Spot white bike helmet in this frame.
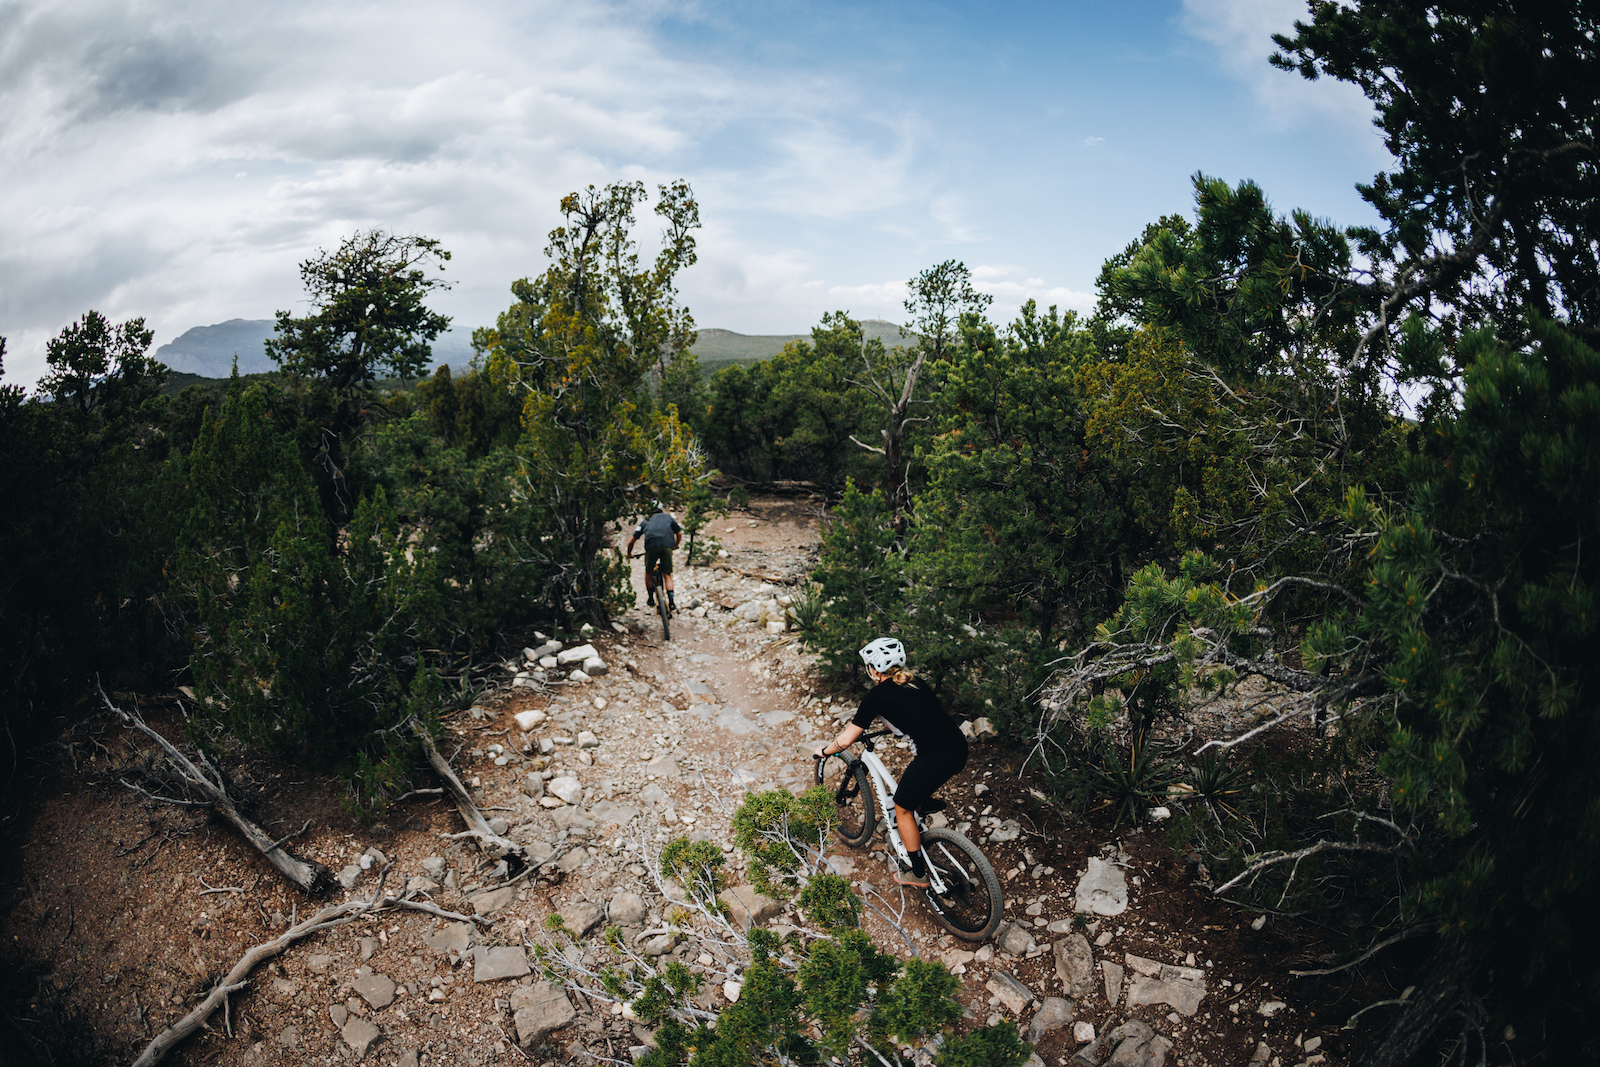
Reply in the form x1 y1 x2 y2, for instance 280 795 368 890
859 636 906 673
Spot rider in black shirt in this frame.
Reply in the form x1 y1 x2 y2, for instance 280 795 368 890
626 502 683 612
814 637 968 886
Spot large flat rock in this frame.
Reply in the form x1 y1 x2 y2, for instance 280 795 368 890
717 884 782 931
353 972 395 1009
473 946 531 983
422 922 475 957
512 982 577 1047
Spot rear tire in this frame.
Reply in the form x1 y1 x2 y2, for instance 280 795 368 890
816 757 875 848
657 585 671 641
919 827 1003 941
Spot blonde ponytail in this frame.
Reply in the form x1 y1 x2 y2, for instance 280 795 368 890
888 666 914 686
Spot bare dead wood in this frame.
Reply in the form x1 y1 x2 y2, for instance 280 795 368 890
100 685 334 895
1289 925 1430 977
408 718 558 876
707 561 802 585
129 881 483 1067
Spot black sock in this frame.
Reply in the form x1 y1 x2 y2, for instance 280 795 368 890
907 849 927 877
668 592 676 606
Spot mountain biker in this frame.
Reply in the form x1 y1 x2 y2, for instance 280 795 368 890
626 501 683 613
813 637 968 887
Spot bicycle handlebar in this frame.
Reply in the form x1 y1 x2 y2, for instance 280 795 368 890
812 728 893 761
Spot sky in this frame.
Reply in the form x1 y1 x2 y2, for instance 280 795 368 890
0 0 1391 389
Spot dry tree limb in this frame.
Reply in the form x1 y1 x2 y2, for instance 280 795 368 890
1213 839 1405 897
129 882 483 1067
408 717 570 880
1289 925 1431 978
708 561 802 586
100 685 334 895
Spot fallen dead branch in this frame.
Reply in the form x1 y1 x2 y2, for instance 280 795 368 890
407 717 568 876
707 561 801 585
129 872 483 1067
1289 924 1431 977
101 685 334 895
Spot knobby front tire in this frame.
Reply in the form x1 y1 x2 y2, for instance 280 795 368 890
816 757 876 848
920 827 1004 941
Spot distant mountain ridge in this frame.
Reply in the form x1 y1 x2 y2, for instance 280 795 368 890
154 319 478 378
152 317 910 381
691 318 908 375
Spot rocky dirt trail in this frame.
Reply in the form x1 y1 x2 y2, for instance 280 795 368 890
3 499 1353 1067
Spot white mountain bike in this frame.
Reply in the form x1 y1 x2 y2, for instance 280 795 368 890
814 728 1004 941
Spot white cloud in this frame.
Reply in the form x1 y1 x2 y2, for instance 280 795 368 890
0 0 977 385
971 264 1095 320
1179 0 1380 142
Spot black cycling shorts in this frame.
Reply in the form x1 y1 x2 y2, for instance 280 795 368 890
645 545 673 576
893 747 967 813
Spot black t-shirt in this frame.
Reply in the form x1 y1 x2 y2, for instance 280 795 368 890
852 678 966 759
634 512 682 549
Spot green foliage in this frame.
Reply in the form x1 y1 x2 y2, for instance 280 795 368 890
695 312 884 490
1273 1 1600 349
481 181 703 625
659 837 727 906
1098 175 1362 381
900 301 1121 717
0 323 188 794
38 310 165 420
699 362 778 483
176 377 438 795
266 230 451 394
365 412 556 648
681 475 729 566
785 583 826 635
730 788 834 895
806 478 904 681
869 956 966 1051
933 1019 1032 1067
794 872 858 929
798 928 897 1057
1364 321 1600 1003
413 362 522 459
1089 732 1180 827
1177 749 1249 822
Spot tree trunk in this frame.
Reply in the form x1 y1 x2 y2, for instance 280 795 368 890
1352 935 1487 1067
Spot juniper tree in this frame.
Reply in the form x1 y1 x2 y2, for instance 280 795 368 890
480 181 703 625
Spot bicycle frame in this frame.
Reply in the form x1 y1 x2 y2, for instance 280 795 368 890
847 748 955 896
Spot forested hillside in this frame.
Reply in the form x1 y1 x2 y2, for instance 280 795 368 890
2 3 1596 1065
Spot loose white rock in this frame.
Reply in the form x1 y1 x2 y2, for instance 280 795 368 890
548 776 583 805
1074 857 1129 916
556 643 599 666
514 709 547 732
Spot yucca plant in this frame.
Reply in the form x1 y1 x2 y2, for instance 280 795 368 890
787 582 826 634
1089 731 1180 827
1171 748 1249 823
